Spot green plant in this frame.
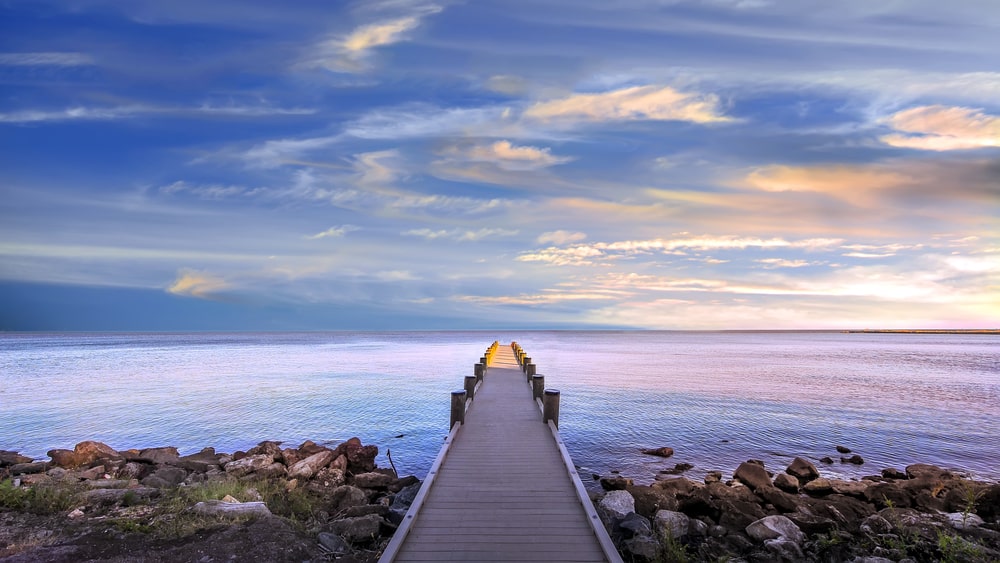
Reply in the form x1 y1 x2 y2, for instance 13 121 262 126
959 483 984 528
0 479 79 515
657 530 689 563
937 530 985 563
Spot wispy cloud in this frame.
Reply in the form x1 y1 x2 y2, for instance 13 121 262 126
402 227 519 241
159 181 267 199
0 52 95 66
304 5 441 72
442 140 573 170
537 230 587 245
0 104 315 124
167 269 230 299
523 85 732 124
881 105 1000 151
306 225 360 240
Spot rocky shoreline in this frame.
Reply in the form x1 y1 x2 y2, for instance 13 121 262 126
592 451 1000 562
3 441 999 562
1 439 417 562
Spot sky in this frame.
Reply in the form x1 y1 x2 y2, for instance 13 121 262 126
1 0 998 330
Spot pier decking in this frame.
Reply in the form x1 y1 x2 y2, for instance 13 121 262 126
379 343 621 563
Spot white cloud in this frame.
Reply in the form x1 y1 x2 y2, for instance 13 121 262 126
243 136 341 168
304 6 441 72
0 52 95 66
448 140 574 170
881 105 1000 151
537 230 587 245
523 85 731 124
0 104 315 124
159 181 266 199
167 270 230 299
306 225 360 240
403 228 519 241
757 258 813 268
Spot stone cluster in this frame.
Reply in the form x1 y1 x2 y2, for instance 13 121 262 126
2 438 420 558
596 456 1000 562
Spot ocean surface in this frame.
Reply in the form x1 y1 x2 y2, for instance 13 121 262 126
2 331 998 487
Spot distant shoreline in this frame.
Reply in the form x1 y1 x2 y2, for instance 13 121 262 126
844 329 999 334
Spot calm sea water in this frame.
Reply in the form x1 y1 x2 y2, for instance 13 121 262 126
2 332 998 487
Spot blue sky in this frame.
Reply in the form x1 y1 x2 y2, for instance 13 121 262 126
1 0 998 330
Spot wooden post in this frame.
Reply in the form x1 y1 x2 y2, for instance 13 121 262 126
464 375 477 401
450 390 467 429
480 356 488 368
474 363 484 382
543 389 560 428
532 374 545 401
522 357 531 372
526 363 536 382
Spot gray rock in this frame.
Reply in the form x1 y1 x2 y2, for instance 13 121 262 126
223 454 273 477
329 485 368 514
618 512 652 538
192 500 271 518
11 462 48 475
850 558 894 563
328 514 382 543
704 470 723 484
765 537 805 560
623 535 659 561
654 509 690 539
288 450 335 480
598 490 635 522
734 461 771 490
141 466 187 488
137 447 179 465
688 518 709 537
317 531 351 555
773 473 800 493
391 483 420 510
353 471 394 489
745 515 805 545
860 514 893 535
946 512 984 529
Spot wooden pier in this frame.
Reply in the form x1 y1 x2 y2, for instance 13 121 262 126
379 342 622 563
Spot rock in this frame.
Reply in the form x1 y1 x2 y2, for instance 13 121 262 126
774 473 800 493
598 490 635 522
72 441 119 466
745 515 805 545
224 454 274 477
343 438 378 473
734 461 772 491
141 466 188 488
342 504 389 518
904 463 952 481
330 454 348 472
704 470 723 484
193 500 271 518
221 494 240 503
747 459 765 467
77 465 105 480
842 455 865 465
803 478 833 495
836 445 852 454
622 535 659 562
317 531 351 556
640 447 674 458
289 450 335 480
391 483 421 511
819 456 834 464
11 462 48 475
830 479 871 498
246 441 282 460
850 558 894 563
0 451 34 466
352 471 394 489
388 474 419 493
47 449 79 468
600 476 632 490
117 461 151 480
881 467 907 480
328 485 368 514
757 486 802 513
137 447 180 465
652 476 702 497
256 462 287 479
718 499 766 533
628 485 679 518
619 512 652 538
864 482 911 508
947 512 985 529
786 512 838 535
83 487 158 505
860 514 893 535
280 447 303 467
298 440 327 456
786 457 820 483
328 514 382 544
765 537 805 560
307 468 346 494
175 447 220 472
654 509 690 539
688 518 708 537
667 463 694 474
67 508 85 519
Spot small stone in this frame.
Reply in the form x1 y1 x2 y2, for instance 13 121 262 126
773 473 799 493
67 508 85 519
881 467 907 480
786 457 820 483
317 531 351 555
328 514 382 544
640 447 674 458
600 476 633 491
803 477 833 495
819 456 834 464
745 515 805 545
842 455 865 465
704 471 723 484
733 461 771 491
836 445 852 454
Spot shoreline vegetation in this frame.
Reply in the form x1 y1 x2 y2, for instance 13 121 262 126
3 440 999 562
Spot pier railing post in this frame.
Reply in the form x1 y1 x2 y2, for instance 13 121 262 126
522 357 531 372
532 374 545 401
543 389 560 428
474 363 484 382
450 390 467 429
526 363 536 382
464 375 477 401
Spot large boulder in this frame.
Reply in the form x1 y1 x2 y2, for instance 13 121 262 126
141 466 188 488
137 447 180 465
803 477 833 495
905 463 953 481
328 485 369 514
786 457 819 483
745 515 805 545
734 461 771 491
353 472 393 489
0 451 33 467
628 485 679 518
328 514 382 543
288 450 335 480
618 512 652 539
773 473 800 493
224 454 273 477
653 510 690 539
246 441 282 460
343 438 378 473
175 447 221 472
73 441 119 466
598 490 635 522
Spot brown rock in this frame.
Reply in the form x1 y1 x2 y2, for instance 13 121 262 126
836 445 852 454
73 441 119 466
344 438 378 473
704 471 723 484
628 485 679 518
842 455 864 465
330 454 348 472
803 478 833 495
829 479 871 498
224 454 274 477
298 440 328 456
0 451 33 467
757 486 802 513
78 465 105 480
280 448 303 467
600 476 633 491
773 473 800 493
904 463 953 481
328 485 369 514
864 482 911 509
175 447 221 473
138 446 180 465
11 462 48 475
47 448 80 468
328 513 382 544
819 456 834 464
246 441 282 460
652 477 702 497
881 467 907 480
786 457 820 483
733 461 772 491
640 447 674 458
353 471 394 489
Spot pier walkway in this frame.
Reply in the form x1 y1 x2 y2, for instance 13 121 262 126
379 343 621 563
